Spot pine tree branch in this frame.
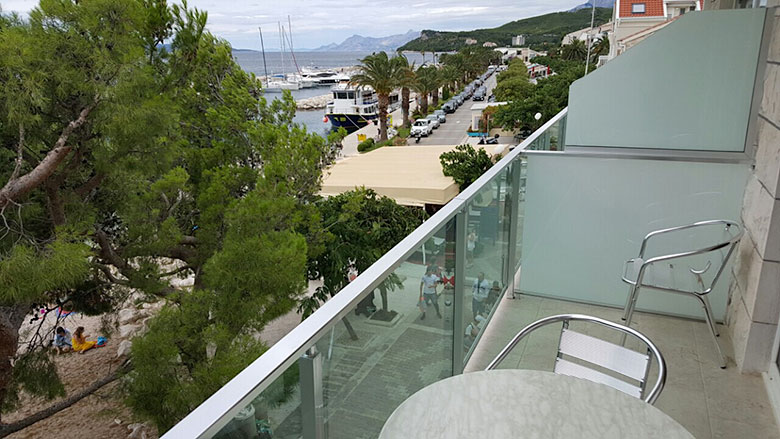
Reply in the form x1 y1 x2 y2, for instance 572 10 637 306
9 124 24 182
0 362 132 438
0 99 99 210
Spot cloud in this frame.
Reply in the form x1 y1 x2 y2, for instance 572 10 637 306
2 0 583 49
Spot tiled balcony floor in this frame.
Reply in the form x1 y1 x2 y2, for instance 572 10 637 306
465 293 780 439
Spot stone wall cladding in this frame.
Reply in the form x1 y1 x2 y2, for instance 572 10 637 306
728 7 780 373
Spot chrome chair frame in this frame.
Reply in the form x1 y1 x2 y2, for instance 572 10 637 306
486 314 666 405
621 220 743 369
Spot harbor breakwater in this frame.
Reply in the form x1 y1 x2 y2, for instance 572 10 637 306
297 94 330 110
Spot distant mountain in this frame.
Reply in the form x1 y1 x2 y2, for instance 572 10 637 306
313 30 420 52
569 0 615 12
399 8 612 52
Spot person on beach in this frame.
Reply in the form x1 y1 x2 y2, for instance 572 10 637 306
419 265 442 320
472 272 490 319
71 326 97 354
53 327 72 354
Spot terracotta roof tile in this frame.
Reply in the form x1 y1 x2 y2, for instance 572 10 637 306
619 0 665 18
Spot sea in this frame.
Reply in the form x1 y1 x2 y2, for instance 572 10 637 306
233 50 448 136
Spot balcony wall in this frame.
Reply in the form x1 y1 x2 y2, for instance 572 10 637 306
518 153 749 319
566 9 766 152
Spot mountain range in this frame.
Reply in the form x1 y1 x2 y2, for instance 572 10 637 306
312 30 420 52
569 0 616 11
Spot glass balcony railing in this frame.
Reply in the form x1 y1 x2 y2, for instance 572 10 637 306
161 108 569 439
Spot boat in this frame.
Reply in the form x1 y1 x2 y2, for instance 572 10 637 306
301 69 351 86
324 84 400 133
264 79 301 92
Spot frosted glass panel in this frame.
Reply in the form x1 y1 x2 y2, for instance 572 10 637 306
566 9 766 152
518 154 749 319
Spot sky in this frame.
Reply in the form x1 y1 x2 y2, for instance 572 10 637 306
1 0 584 50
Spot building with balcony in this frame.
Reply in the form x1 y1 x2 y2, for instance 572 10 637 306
162 5 780 439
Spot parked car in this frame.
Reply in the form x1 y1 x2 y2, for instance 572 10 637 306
425 114 441 129
411 118 433 137
455 94 465 105
472 89 485 101
442 102 455 114
434 109 446 123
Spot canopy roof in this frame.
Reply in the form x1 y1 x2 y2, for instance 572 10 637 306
321 145 463 207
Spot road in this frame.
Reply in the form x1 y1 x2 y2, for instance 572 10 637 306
416 72 498 146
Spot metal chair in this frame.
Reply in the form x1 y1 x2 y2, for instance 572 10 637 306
621 220 742 369
486 314 666 404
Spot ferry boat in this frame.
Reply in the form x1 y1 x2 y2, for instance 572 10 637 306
324 84 400 133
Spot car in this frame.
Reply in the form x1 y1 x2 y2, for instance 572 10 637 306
472 89 485 101
411 118 433 137
455 94 465 105
442 103 455 114
425 114 441 129
434 109 446 123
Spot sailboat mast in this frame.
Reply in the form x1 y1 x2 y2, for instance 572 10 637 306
287 15 302 74
278 22 285 78
258 26 269 86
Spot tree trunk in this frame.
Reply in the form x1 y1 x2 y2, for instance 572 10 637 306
342 316 358 341
0 305 31 423
379 284 388 312
432 89 439 108
377 93 389 142
401 87 410 128
421 93 428 115
0 366 125 437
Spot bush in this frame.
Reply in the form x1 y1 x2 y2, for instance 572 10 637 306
440 144 496 190
357 137 375 152
397 127 411 138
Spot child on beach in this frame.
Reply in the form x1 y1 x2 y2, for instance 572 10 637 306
53 327 72 354
71 326 97 354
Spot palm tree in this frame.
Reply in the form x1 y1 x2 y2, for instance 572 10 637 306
562 39 587 61
440 65 460 96
430 68 442 108
590 36 610 65
351 52 403 142
394 55 416 128
414 65 439 115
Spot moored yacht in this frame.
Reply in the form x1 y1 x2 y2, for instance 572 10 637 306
324 84 400 133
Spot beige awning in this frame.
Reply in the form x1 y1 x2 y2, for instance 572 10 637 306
321 145 464 207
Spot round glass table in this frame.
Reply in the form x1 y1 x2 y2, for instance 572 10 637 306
379 369 692 439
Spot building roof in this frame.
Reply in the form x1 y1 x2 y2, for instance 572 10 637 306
320 146 461 206
619 0 665 18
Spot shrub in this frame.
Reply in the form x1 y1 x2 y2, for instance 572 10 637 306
440 144 496 190
397 127 411 138
357 137 375 152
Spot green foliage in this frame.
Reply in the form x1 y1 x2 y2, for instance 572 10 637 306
562 39 587 61
2 351 65 412
440 144 496 191
494 56 586 131
125 291 269 432
301 188 426 316
351 52 408 141
357 137 375 152
396 127 411 138
0 0 338 424
400 8 613 52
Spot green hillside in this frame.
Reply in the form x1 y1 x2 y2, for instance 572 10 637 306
399 8 613 52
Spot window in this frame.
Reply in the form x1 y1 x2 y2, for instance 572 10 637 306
632 3 646 13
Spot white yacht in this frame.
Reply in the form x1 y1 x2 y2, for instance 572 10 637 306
324 84 400 132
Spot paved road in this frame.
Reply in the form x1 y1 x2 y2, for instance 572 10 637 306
416 72 498 146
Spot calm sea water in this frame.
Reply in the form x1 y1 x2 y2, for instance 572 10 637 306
233 51 450 135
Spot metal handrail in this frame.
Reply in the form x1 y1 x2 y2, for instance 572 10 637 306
485 313 667 405
162 109 569 439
